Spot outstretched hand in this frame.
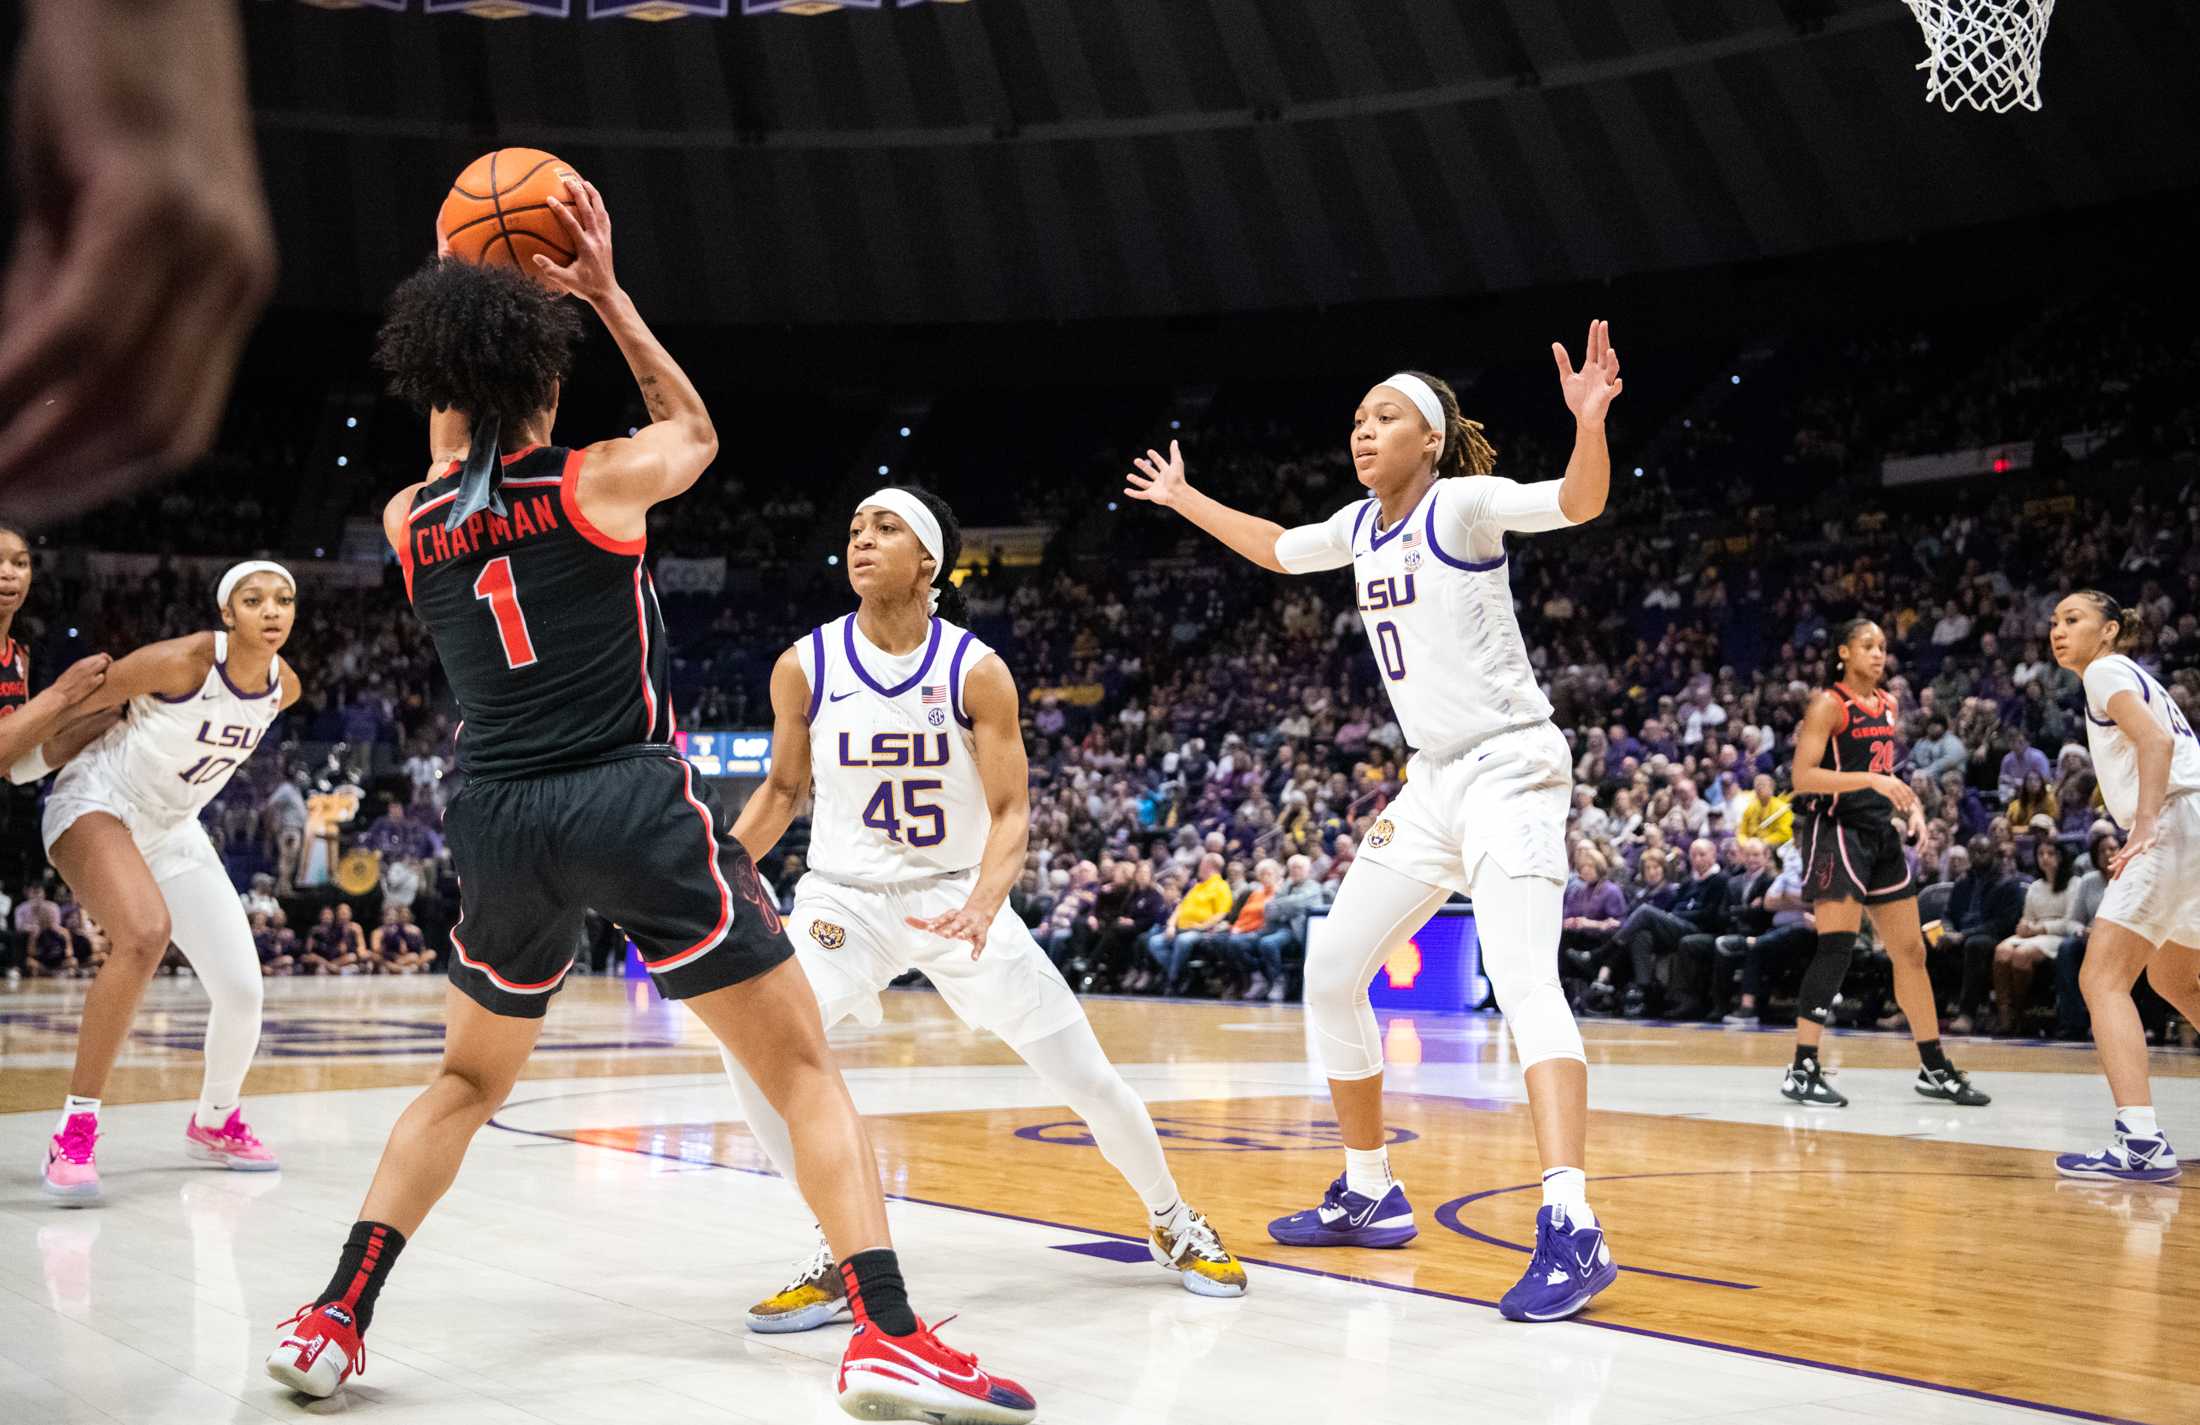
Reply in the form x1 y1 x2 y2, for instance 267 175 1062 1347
1553 319 1623 425
533 175 620 307
1125 440 1190 508
906 905 992 960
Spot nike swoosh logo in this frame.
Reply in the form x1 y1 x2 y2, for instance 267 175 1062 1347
202 692 223 701
828 691 858 703
867 1336 984 1386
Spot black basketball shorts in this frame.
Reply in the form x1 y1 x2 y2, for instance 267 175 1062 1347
1799 813 1915 908
441 751 792 1018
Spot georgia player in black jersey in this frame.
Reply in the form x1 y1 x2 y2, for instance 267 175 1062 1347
0 522 115 786
1784 618 1988 1109
268 177 1034 1425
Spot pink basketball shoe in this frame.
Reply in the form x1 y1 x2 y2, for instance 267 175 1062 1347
42 1112 100 1203
184 1109 279 1171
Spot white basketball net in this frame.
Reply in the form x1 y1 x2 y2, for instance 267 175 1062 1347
1903 0 2056 113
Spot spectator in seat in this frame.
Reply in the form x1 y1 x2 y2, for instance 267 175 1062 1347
1732 773 1793 859
1100 862 1169 993
2004 771 2058 831
1997 728 2051 804
1680 837 1776 1018
1604 837 1731 1019
1915 715 1968 780
1148 853 1232 995
1559 846 1627 996
1991 838 2080 1036
1222 859 1283 1001
1260 854 1330 1003
251 909 295 976
2053 824 2120 1040
1941 836 2027 1034
1718 855 1816 1026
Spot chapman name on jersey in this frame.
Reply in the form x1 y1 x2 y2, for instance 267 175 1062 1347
63 632 286 826
799 614 994 883
2082 654 2200 827
1277 475 1575 757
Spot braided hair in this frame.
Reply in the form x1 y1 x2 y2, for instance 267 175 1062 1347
1399 369 1497 478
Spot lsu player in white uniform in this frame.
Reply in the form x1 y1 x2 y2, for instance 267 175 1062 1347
38 562 302 1202
1127 323 1624 1322
2049 591 2200 1184
724 487 1245 1332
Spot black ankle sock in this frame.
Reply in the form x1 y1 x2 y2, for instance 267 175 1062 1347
316 1221 406 1333
839 1249 917 1336
1794 1044 1820 1069
1917 1038 1950 1073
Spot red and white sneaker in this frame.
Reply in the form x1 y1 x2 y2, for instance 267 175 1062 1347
184 1109 279 1171
836 1316 1035 1424
42 1112 100 1203
266 1302 364 1399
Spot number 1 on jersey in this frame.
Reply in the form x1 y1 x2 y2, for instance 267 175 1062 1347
473 556 538 669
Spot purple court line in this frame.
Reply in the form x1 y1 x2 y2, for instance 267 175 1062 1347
483 1099 2153 1425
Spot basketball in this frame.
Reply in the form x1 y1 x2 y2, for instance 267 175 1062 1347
437 147 582 279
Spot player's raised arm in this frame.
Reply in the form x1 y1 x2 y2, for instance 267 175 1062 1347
1123 439 1350 575
1548 319 1623 524
731 647 817 866
533 177 717 515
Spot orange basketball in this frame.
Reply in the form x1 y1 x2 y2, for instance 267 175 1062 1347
437 148 582 280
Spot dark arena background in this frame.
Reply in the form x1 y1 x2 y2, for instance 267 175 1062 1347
1 3 2197 1424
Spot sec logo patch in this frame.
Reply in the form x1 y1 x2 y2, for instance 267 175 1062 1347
809 920 847 951
1365 818 1396 849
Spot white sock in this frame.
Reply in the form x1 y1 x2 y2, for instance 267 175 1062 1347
1149 1199 1191 1235
1542 1167 1597 1229
195 1101 238 1131
1344 1145 1393 1200
59 1096 99 1132
2118 1106 2161 1139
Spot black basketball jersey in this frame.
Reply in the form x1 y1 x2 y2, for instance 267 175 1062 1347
399 445 672 781
1809 682 1900 824
0 639 26 720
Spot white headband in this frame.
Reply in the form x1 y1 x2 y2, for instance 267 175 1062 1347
216 560 295 609
856 489 944 615
1379 372 1446 457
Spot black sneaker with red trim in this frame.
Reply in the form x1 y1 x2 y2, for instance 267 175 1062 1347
835 1315 1036 1424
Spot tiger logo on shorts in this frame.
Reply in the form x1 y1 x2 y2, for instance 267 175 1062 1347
1365 818 1396 849
809 920 847 951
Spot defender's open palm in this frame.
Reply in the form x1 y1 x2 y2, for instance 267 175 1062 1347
1126 440 1190 508
1554 319 1623 424
906 906 991 960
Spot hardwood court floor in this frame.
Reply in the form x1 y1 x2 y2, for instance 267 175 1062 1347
2 974 2194 1424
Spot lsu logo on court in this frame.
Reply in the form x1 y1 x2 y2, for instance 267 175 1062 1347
1365 818 1396 849
808 921 847 951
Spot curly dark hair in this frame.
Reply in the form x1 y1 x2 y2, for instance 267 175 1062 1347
373 259 583 436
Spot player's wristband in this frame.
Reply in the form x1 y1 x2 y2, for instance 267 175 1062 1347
7 746 52 785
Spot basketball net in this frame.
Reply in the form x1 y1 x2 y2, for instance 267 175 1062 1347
1902 0 2056 113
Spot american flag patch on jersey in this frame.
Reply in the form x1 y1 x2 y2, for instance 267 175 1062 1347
921 684 948 705
1402 529 1420 547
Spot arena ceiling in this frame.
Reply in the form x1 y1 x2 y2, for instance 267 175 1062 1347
93 2 2200 323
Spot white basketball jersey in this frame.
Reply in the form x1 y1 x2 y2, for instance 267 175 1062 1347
68 633 286 827
1339 482 1554 757
2082 655 2200 828
799 614 994 883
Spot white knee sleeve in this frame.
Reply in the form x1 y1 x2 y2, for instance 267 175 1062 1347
1305 858 1451 1081
1018 1019 1178 1214
162 867 265 1111
1468 861 1585 1069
